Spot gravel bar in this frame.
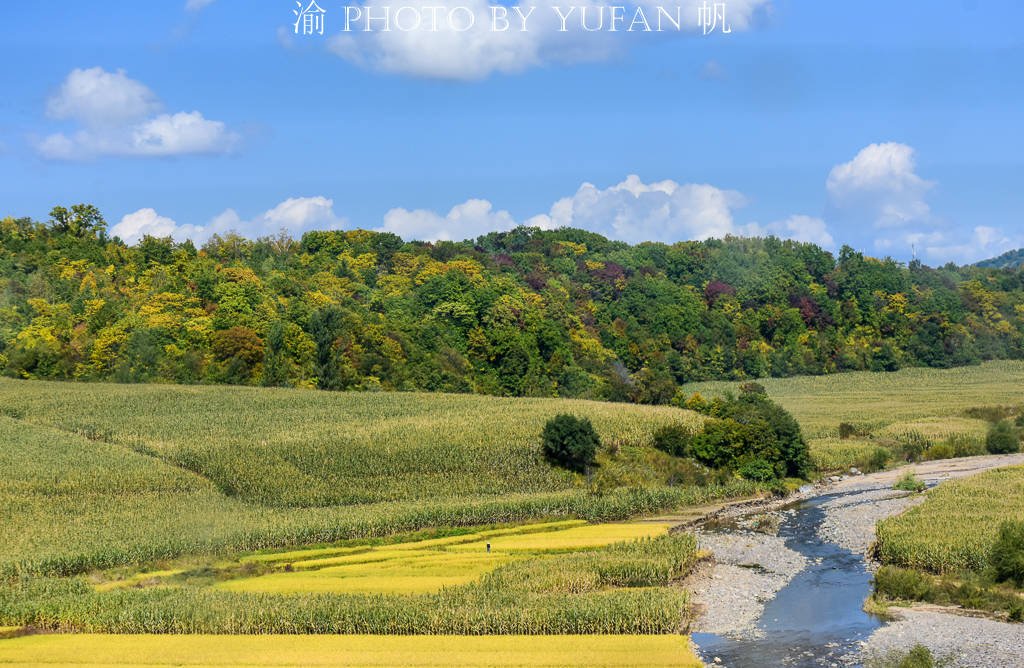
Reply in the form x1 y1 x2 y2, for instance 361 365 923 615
844 608 1024 667
690 531 806 638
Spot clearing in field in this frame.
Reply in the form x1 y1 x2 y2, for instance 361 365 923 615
0 634 703 667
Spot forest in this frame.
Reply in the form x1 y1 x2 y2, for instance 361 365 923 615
2 204 1023 402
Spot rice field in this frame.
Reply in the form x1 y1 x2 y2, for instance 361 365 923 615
876 465 1024 573
215 521 670 595
0 633 703 667
0 534 701 635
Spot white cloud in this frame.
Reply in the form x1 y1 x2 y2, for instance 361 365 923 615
262 196 347 232
185 0 216 11
752 214 835 248
112 197 346 244
38 67 238 160
529 174 745 243
46 67 161 127
378 175 835 247
826 142 933 228
111 208 205 244
328 0 771 80
923 226 1021 265
379 199 517 241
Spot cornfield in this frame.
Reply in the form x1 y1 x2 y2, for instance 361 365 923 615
876 465 1024 573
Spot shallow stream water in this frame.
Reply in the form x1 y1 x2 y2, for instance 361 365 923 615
691 492 884 667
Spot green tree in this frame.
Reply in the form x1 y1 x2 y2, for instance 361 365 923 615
541 414 599 472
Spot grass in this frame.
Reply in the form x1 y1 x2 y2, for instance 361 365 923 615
0 633 703 667
872 566 1024 621
685 360 1024 439
876 465 1024 573
893 472 926 493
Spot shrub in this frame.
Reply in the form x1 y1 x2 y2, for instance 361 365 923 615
964 405 1014 423
738 458 776 482
541 414 600 472
990 520 1024 587
651 424 692 458
683 392 709 414
874 565 934 601
868 447 891 472
739 381 765 396
896 644 936 668
986 421 1019 454
893 472 926 492
838 422 858 439
923 443 954 461
1016 412 1024 428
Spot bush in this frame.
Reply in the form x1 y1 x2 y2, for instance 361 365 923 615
964 405 1014 423
893 472 926 492
986 421 1019 454
868 447 891 472
990 520 1024 587
923 443 954 461
738 458 776 482
839 422 858 439
739 381 765 396
896 644 936 668
541 414 600 472
651 424 692 458
690 390 811 480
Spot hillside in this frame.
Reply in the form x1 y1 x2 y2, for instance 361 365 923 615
976 247 1024 270
2 208 1024 401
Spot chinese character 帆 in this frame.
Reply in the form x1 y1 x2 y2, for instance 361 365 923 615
697 1 731 35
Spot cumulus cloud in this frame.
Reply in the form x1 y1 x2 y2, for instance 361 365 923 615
328 0 771 80
751 214 835 249
38 67 239 160
46 67 161 127
922 226 1021 265
381 175 835 246
110 208 205 244
826 142 933 228
111 196 346 244
527 174 745 243
379 199 517 241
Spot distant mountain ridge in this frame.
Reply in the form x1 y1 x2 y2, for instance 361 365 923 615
977 248 1024 270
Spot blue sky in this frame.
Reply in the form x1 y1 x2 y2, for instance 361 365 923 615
1 0 1022 264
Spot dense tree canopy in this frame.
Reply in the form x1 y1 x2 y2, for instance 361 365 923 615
2 205 1024 402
